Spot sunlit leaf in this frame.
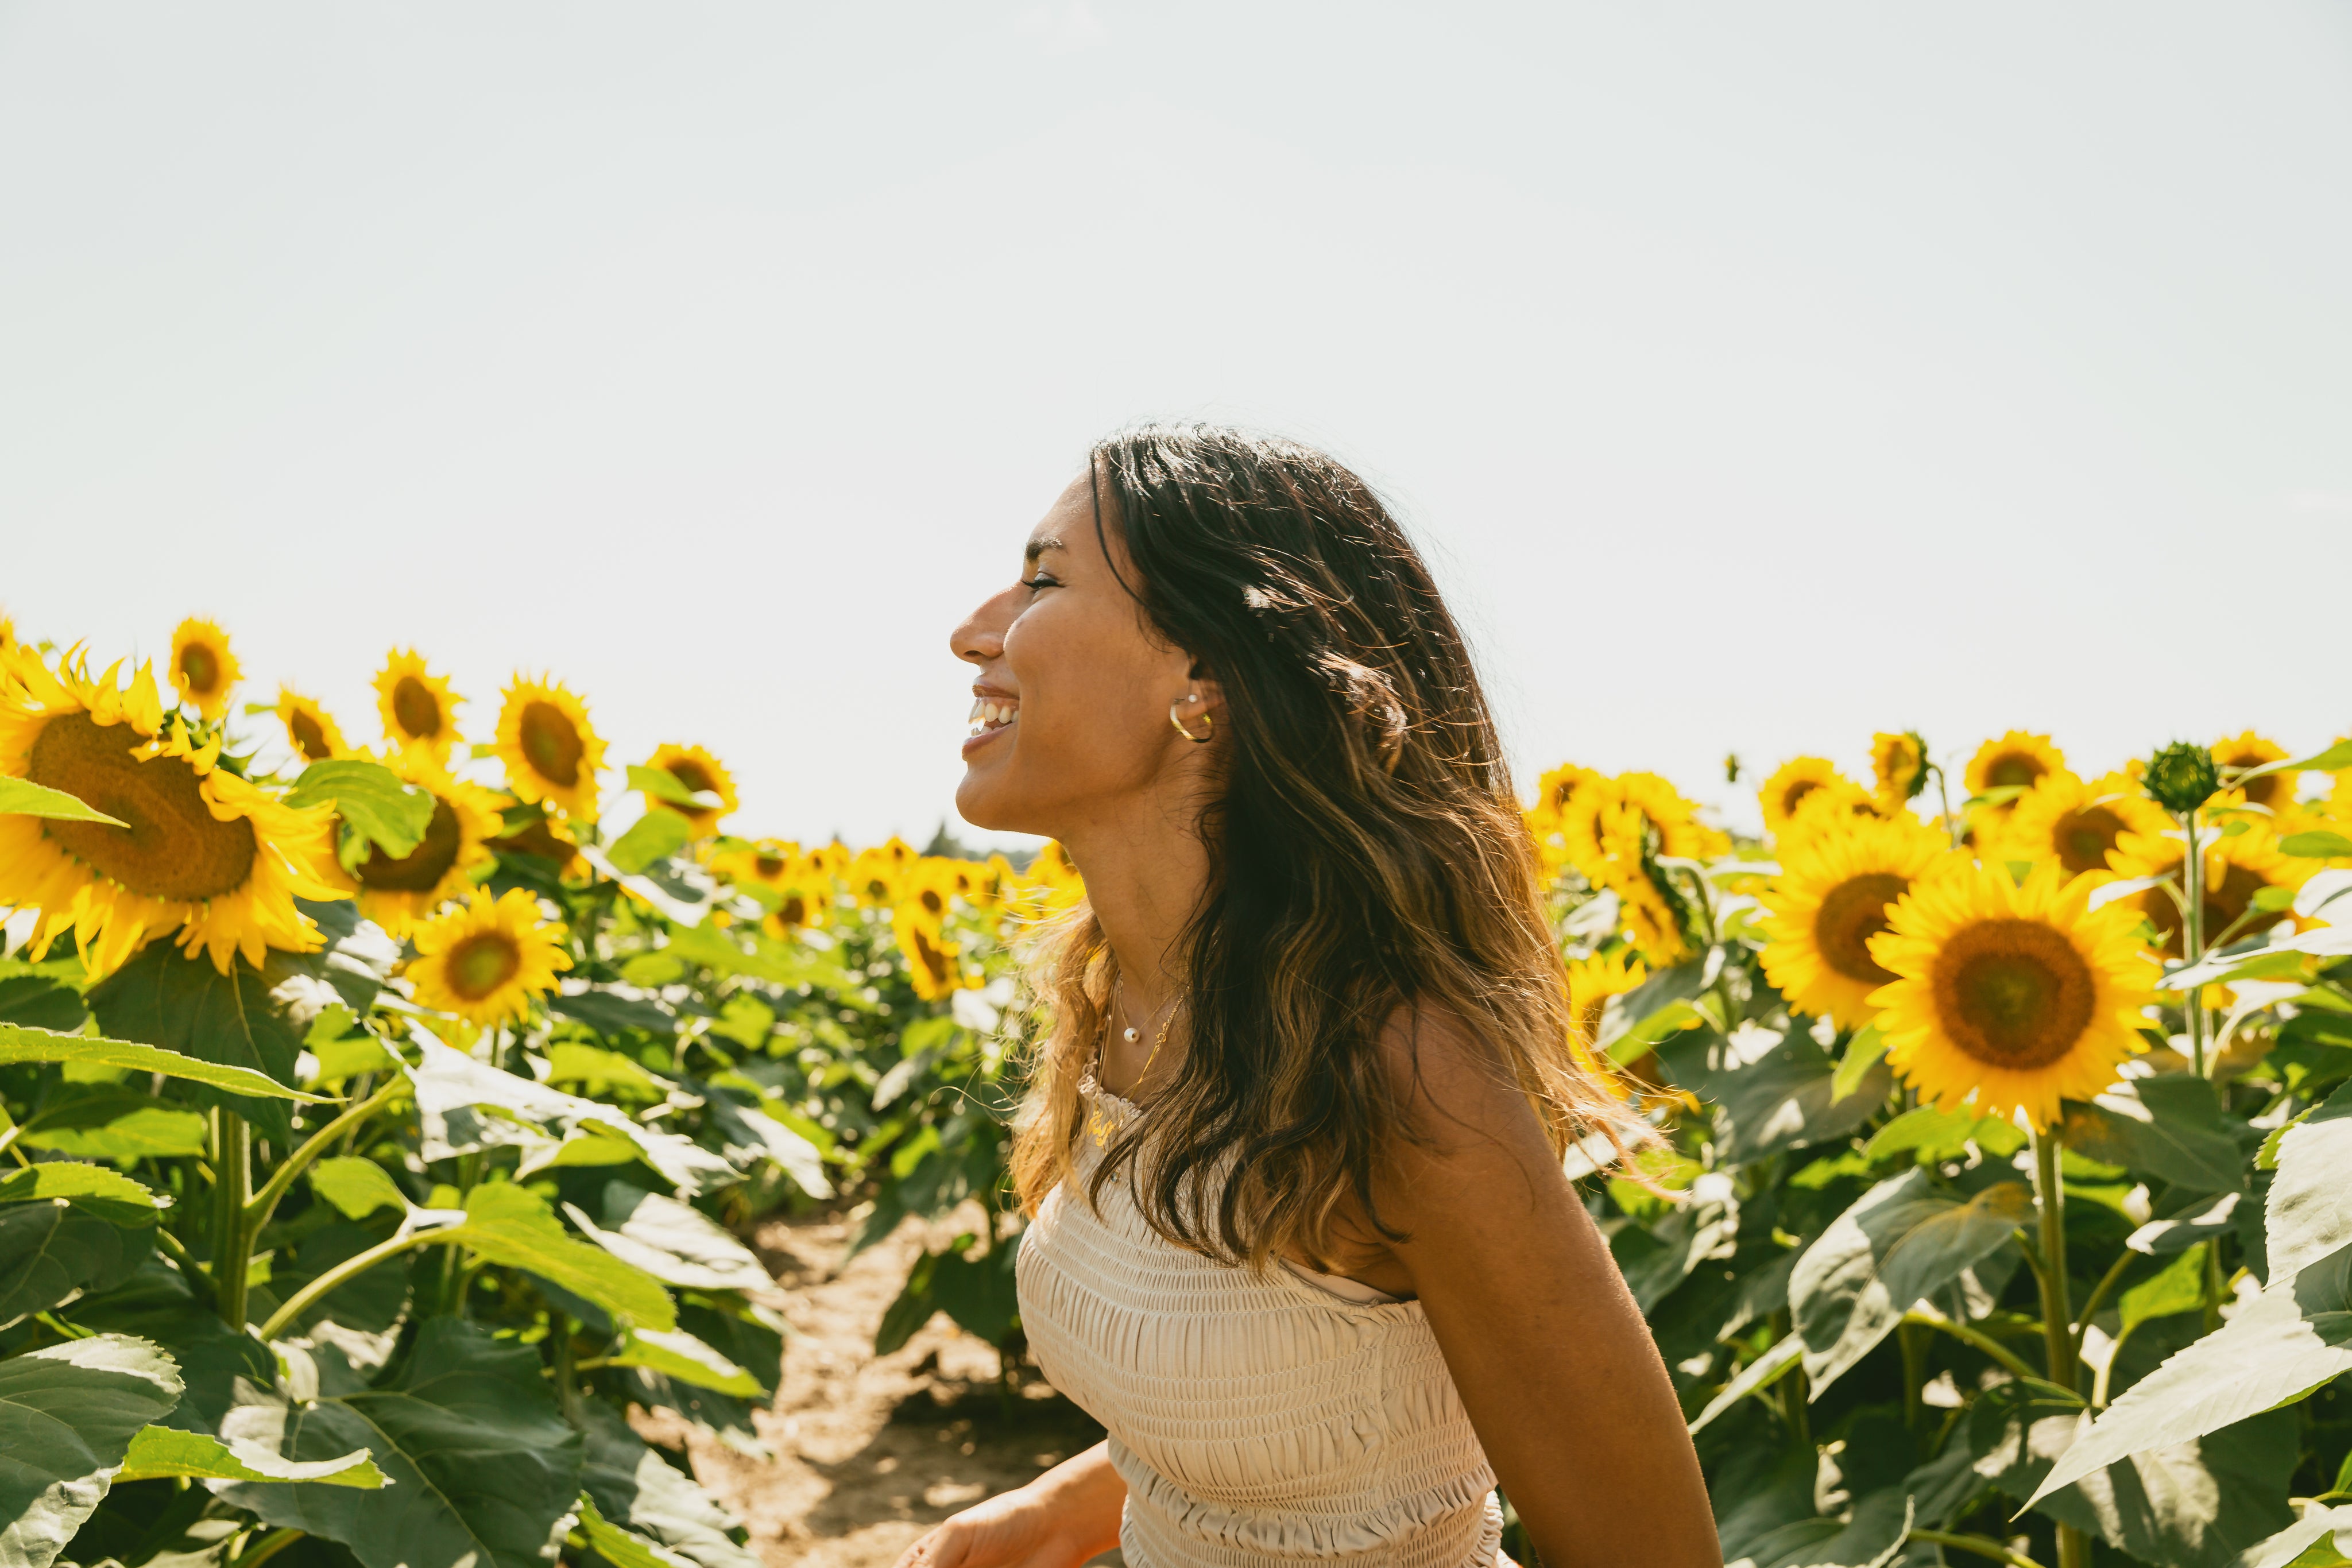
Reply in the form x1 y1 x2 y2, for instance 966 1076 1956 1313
608 811 691 876
0 1163 164 1226
602 1326 763 1397
114 1424 385 1488
0 775 128 827
453 1182 674 1330
308 1157 410 1221
562 1182 770 1295
284 760 435 861
0 1024 327 1105
0 1334 183 1568
577 1404 759 1568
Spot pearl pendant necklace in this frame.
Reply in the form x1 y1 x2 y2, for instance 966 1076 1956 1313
1123 1025 1139 1043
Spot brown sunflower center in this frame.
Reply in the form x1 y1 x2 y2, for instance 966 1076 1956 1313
907 926 954 990
288 709 332 762
177 643 221 696
2053 807 2127 877
1815 872 1909 984
28 712 258 903
2231 770 2284 810
392 676 443 742
919 887 946 917
520 702 582 787
1930 917 2094 1070
1986 753 2048 791
356 797 462 893
444 932 521 1000
753 855 786 880
1780 779 1821 818
777 893 808 927
667 760 715 797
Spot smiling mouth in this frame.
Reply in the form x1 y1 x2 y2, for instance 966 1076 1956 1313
967 697 1020 739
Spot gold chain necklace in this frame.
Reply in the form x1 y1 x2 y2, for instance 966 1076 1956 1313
1085 996 1180 1149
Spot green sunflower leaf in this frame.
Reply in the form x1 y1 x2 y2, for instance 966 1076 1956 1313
0 1163 165 1226
0 1024 329 1104
284 760 434 861
0 775 129 827
577 1404 759 1568
0 1334 184 1568
114 1424 386 1488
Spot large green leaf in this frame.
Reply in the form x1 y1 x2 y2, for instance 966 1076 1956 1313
451 1182 674 1331
0 977 87 1033
0 1201 148 1325
577 1404 758 1568
931 1240 1020 1346
114 1424 385 1488
1611 1190 1739 1313
17 1093 208 1162
68 1258 274 1434
607 811 691 876
602 1327 763 1397
85 949 311 1143
1662 1027 1893 1165
0 776 129 827
2241 1504 2352 1568
0 1024 326 1105
219 1318 584 1568
2061 1075 2250 1194
2268 1080 2352 1283
701 1093 831 1200
561 1183 769 1295
2026 1238 2352 1507
0 1334 184 1568
408 1036 736 1197
1729 1489 1912 1568
0 1163 163 1227
284 760 434 861
1975 1383 2298 1568
1789 1168 2032 1394
307 1157 409 1221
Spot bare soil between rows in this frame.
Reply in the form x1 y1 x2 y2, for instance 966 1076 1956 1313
627 1206 1120 1568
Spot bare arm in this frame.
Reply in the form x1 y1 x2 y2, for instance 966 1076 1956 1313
1375 1015 1722 1568
892 1441 1125 1568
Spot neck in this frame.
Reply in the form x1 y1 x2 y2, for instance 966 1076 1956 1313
1054 786 1211 1023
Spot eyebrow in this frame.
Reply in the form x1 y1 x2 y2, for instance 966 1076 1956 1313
1024 535 1066 563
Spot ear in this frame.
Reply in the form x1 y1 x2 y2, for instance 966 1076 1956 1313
1183 659 1225 717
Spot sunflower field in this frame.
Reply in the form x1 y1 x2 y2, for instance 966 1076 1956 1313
2 611 2350 1568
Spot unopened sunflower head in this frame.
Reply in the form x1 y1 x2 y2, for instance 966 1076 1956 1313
0 646 342 977
404 886 571 1028
2141 741 2219 817
1871 731 1931 812
374 649 463 766
168 618 241 722
1864 858 2157 1131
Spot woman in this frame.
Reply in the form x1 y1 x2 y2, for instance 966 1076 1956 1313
900 427 1718 1568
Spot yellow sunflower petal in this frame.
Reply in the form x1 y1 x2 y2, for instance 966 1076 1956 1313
167 618 241 722
1759 811 1956 1031
494 674 605 822
1864 859 2157 1131
374 649 463 766
275 687 349 764
642 743 739 839
404 886 570 1028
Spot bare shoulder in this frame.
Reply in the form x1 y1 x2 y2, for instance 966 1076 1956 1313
1371 1002 1561 1216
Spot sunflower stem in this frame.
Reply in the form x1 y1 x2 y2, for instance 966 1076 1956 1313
211 1109 252 1329
243 1077 408 1238
2178 808 2208 1078
1931 762 1964 850
2032 1127 2091 1568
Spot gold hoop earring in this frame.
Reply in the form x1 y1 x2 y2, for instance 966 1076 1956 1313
1169 701 1212 744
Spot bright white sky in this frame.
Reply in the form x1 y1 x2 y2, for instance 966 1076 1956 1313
3 3 2347 848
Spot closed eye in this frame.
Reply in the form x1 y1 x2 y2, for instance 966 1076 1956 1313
1020 574 1061 591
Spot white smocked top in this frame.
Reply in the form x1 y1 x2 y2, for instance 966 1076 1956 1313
1013 1061 1504 1568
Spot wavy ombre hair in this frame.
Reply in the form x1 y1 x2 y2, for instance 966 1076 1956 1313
1006 425 1644 1268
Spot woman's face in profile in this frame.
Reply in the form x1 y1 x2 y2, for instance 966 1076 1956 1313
949 473 1201 837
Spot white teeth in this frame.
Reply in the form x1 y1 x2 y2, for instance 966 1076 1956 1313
965 698 1018 738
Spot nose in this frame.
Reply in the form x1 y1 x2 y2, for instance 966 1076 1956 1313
951 589 1011 668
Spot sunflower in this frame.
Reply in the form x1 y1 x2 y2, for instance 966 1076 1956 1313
494 675 605 821
166 618 241 722
1561 772 1728 891
1759 812 1955 1031
711 838 801 897
895 904 966 1000
274 687 349 764
484 801 585 878
2111 804 2314 957
1871 731 1929 814
2211 731 2292 811
404 886 570 1028
1527 762 1605 877
1966 731 2065 806
1568 950 1648 1052
848 838 919 907
900 858 966 934
761 870 831 940
1866 860 2157 1130
1615 875 1691 966
319 749 502 937
0 648 341 977
1760 757 1866 840
371 649 462 765
1008 839 1086 922
0 610 15 656
1998 771 2169 881
641 744 738 838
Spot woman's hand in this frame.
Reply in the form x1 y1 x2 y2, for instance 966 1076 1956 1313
890 1442 1125 1568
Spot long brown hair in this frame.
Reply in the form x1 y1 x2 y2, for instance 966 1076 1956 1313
1007 424 1638 1269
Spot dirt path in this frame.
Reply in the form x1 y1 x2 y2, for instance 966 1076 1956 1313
632 1207 1113 1568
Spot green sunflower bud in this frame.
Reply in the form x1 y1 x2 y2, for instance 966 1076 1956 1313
2144 741 2219 815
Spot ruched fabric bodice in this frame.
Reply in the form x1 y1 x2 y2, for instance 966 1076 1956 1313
1014 1075 1504 1568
